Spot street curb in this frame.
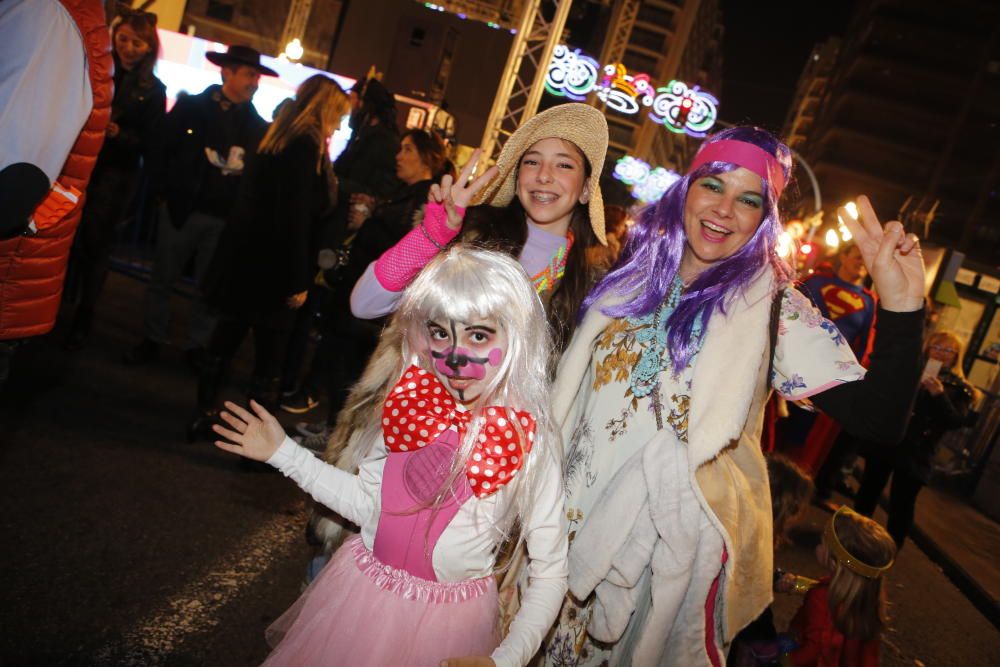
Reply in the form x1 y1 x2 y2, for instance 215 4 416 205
907 522 1000 632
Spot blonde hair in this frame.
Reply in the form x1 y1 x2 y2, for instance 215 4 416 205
823 510 896 640
258 74 350 171
925 330 967 378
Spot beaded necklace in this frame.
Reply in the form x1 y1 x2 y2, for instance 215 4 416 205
531 231 574 294
626 274 704 429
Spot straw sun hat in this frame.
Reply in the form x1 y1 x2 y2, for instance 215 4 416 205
473 103 609 245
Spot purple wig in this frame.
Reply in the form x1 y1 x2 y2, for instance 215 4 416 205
582 126 794 372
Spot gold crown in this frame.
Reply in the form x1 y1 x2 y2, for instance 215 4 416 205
825 507 894 579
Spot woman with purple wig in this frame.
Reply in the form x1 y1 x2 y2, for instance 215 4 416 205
541 126 926 666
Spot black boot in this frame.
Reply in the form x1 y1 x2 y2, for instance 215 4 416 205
248 376 282 415
187 354 225 442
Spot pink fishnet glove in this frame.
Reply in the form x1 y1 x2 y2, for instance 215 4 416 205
373 201 464 291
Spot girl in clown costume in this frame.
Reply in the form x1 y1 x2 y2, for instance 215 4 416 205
213 245 567 667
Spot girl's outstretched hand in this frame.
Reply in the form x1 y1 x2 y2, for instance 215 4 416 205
838 195 925 312
428 148 498 230
213 400 286 462
440 657 495 667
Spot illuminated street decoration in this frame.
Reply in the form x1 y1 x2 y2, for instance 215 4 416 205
651 80 719 138
596 63 653 115
545 45 600 101
613 155 650 186
613 156 680 203
544 44 719 137
633 167 681 203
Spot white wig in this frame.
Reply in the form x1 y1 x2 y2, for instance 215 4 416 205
394 245 560 538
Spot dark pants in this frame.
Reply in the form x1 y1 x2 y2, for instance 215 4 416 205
280 287 324 395
197 308 295 413
66 164 139 332
144 205 225 348
296 306 381 427
854 456 924 548
815 431 866 499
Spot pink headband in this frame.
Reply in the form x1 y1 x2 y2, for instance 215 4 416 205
687 139 787 196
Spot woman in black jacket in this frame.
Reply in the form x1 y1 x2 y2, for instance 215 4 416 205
854 330 979 547
187 74 350 440
65 9 166 347
286 129 455 447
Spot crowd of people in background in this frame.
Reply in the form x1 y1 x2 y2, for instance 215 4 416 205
13 5 985 665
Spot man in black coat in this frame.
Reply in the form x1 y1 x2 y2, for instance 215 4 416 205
125 45 273 367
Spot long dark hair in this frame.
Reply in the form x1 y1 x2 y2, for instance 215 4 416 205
583 126 794 372
353 78 398 131
111 11 160 89
459 197 598 352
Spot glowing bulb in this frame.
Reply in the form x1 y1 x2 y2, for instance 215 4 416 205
825 229 840 249
839 225 852 242
284 38 304 62
800 243 813 255
776 231 793 258
844 201 859 219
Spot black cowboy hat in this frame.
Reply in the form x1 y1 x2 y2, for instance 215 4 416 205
205 45 278 77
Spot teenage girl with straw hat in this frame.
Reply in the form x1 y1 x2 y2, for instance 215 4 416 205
306 103 611 587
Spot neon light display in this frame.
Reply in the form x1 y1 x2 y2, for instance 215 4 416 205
612 155 650 186
650 80 718 138
633 167 681 203
612 156 680 204
544 44 719 137
545 45 600 102
596 63 653 115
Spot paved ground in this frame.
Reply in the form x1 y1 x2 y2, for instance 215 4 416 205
1 271 998 665
772 495 1000 667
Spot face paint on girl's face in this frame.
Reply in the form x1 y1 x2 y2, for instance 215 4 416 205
425 318 506 406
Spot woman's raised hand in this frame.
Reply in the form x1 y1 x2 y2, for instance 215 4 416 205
428 148 499 230
839 195 926 313
213 400 286 462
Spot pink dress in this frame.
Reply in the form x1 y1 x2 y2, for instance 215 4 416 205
263 429 500 666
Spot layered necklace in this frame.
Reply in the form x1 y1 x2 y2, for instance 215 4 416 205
531 231 574 294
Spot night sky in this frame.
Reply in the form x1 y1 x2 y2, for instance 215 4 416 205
718 0 857 132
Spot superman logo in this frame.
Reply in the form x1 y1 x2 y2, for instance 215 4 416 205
820 285 865 320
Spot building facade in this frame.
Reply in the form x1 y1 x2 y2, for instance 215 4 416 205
784 0 999 268
580 0 724 171
180 0 345 69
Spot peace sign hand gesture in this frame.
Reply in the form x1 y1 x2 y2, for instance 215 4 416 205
428 148 499 230
838 195 925 313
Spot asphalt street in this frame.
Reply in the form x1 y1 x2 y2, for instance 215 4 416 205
1 271 998 666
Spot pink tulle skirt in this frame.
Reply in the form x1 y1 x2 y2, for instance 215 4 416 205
263 536 500 666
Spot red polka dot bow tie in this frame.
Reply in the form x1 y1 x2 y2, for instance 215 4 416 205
382 365 536 498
